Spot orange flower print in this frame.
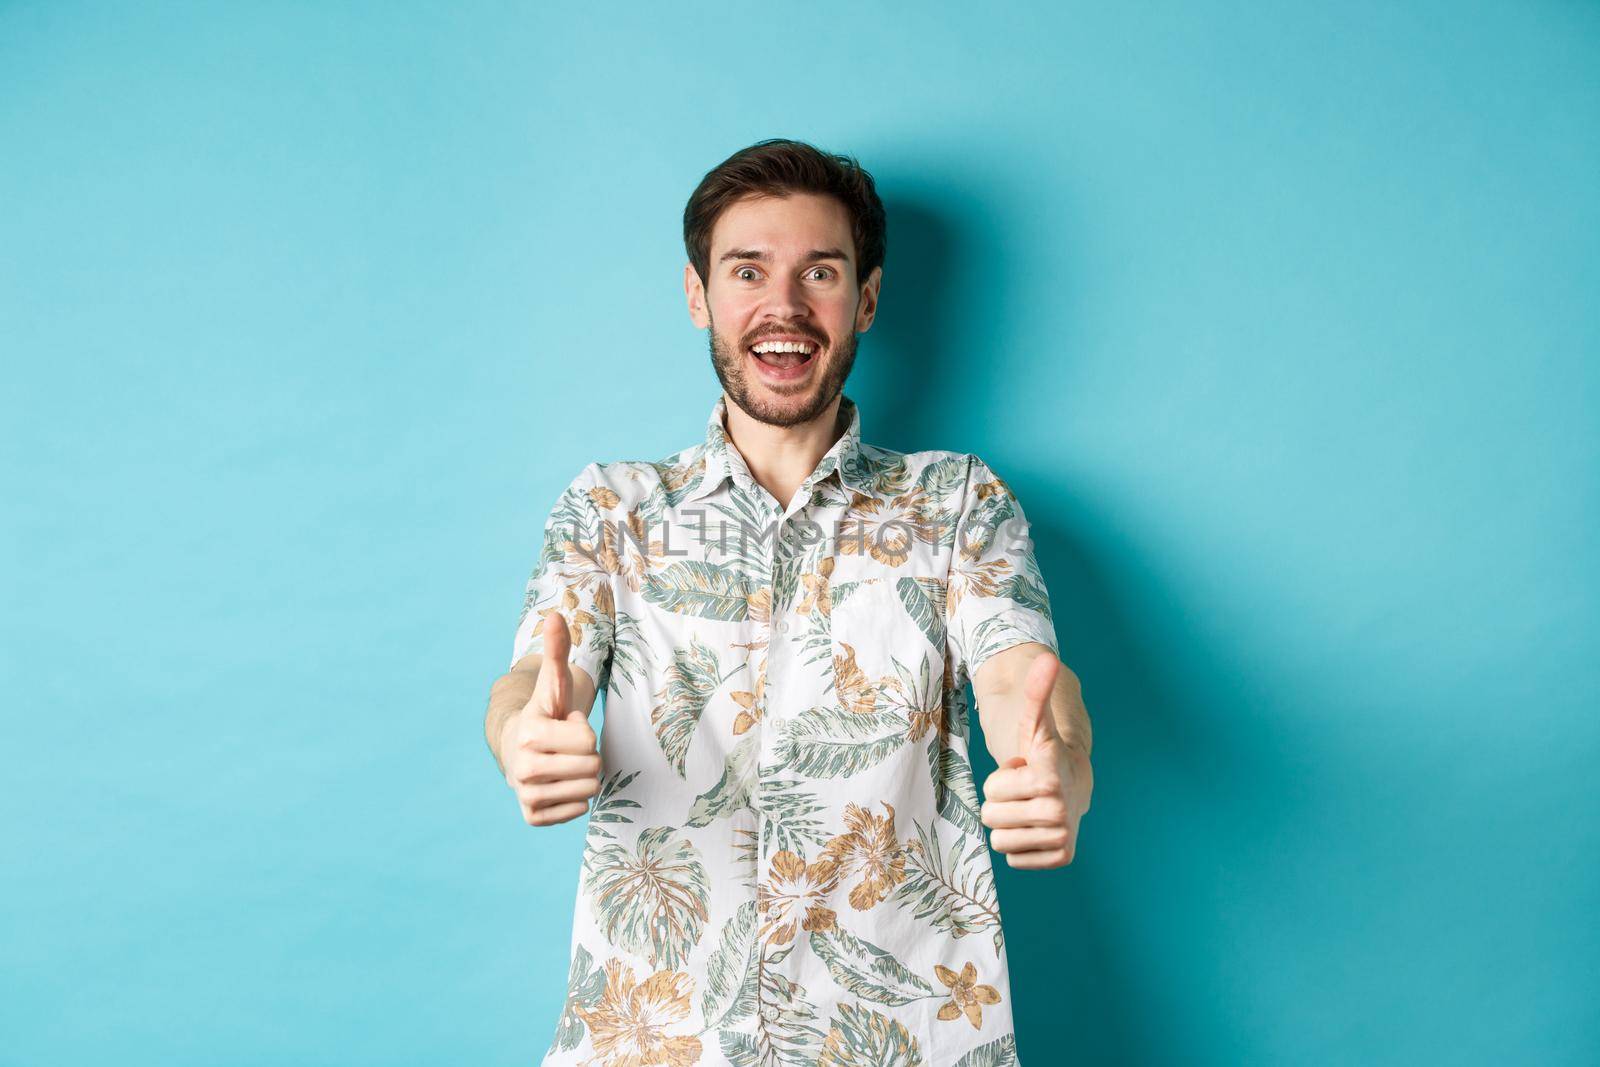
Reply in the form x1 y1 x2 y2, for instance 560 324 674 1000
955 475 1018 563
757 849 839 946
796 555 834 619
838 489 942 568
746 585 772 627
658 454 705 496
616 509 671 589
832 642 881 716
564 514 625 579
574 958 702 1067
559 586 599 647
820 801 908 910
729 657 767 735
946 556 1012 616
934 960 1001 1029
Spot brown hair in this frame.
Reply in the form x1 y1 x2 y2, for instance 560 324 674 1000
683 138 887 288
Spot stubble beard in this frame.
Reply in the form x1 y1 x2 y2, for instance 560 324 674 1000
706 310 859 429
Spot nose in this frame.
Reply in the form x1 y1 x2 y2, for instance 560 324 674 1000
762 272 810 323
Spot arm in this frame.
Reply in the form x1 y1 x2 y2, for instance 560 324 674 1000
972 640 1094 868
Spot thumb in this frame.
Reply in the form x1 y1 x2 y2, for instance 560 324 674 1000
1015 651 1060 765
530 610 575 719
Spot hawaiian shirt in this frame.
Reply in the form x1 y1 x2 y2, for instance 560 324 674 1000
510 392 1059 1067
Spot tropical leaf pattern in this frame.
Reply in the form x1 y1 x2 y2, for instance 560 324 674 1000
686 730 759 828
954 1033 1020 1067
772 705 911 779
895 575 948 651
585 768 643 841
550 943 606 1052
818 1001 925 1066
809 927 936 1006
520 395 1060 1065
583 825 710 970
645 560 757 621
701 900 760 1030
650 636 728 777
895 819 1005 955
753 770 831 857
929 738 983 838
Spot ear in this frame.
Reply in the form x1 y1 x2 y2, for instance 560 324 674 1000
854 265 882 333
685 263 711 329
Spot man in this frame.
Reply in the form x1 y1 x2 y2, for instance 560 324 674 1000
483 139 1093 1067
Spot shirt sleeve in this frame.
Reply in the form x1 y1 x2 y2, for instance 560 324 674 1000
944 454 1059 686
509 463 617 691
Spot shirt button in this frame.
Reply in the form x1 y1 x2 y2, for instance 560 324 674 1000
773 618 788 635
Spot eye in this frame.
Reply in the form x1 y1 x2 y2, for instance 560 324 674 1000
734 266 761 282
806 266 835 281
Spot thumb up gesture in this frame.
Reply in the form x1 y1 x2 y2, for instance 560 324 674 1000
502 610 603 826
979 651 1089 869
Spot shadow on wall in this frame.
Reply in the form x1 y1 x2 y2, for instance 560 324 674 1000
856 188 1311 1065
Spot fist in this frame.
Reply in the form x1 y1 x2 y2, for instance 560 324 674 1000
502 610 603 826
979 651 1086 869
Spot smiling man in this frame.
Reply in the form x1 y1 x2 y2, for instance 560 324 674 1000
483 139 1094 1066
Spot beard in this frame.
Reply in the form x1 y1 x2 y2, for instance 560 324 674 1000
706 311 859 429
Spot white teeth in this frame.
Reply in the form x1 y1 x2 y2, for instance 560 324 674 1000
751 341 815 355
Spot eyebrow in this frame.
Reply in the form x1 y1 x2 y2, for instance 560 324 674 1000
717 247 850 264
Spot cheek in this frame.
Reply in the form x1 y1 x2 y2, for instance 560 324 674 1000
821 296 862 333
709 295 759 333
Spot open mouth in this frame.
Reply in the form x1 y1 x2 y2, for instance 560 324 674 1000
746 338 819 380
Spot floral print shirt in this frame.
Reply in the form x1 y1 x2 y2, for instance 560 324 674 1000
511 393 1059 1067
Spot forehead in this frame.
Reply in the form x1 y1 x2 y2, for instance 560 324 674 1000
709 192 855 262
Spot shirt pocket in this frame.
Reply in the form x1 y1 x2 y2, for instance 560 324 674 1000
828 574 947 724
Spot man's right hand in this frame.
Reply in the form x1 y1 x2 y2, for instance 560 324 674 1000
501 610 603 826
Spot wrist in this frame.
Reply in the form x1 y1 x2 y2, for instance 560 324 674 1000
495 710 523 774
1060 741 1093 807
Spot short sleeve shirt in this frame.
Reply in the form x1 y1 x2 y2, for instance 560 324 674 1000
512 393 1059 1067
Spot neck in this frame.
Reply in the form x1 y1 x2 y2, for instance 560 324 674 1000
722 393 845 509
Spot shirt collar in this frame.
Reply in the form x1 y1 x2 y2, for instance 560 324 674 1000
684 393 872 503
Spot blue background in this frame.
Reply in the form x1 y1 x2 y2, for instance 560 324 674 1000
3 2 1595 1064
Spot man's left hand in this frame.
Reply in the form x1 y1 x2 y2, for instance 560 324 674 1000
979 651 1092 870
